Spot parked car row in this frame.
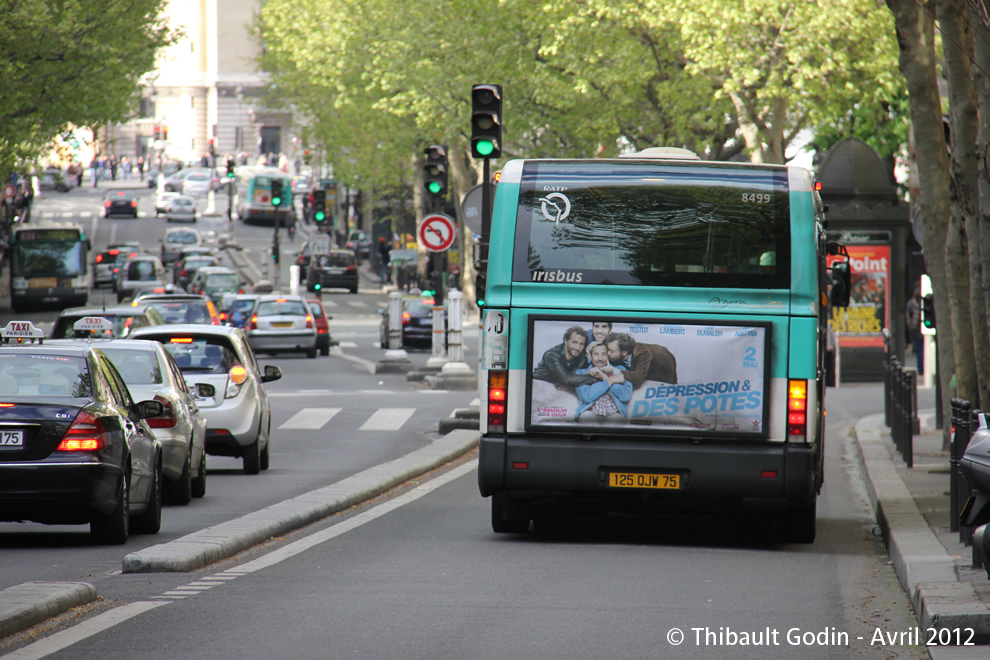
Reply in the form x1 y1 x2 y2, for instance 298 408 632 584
0 316 282 545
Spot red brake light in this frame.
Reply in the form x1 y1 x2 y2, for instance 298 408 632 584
305 314 313 328
250 315 258 330
109 249 120 255
170 337 194 343
487 371 508 432
787 379 808 440
57 411 107 452
402 312 411 325
104 201 111 207
0 403 15 408
96 254 103 263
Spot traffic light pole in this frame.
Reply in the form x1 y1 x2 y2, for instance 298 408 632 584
477 156 491 303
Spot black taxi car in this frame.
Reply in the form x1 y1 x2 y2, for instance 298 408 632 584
0 321 164 544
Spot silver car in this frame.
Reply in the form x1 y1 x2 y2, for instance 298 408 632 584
117 255 169 303
160 227 203 265
246 294 319 358
127 325 281 474
181 172 212 197
91 340 209 504
165 195 198 223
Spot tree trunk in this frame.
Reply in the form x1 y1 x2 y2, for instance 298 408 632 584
970 2 990 410
885 0 954 448
938 0 984 408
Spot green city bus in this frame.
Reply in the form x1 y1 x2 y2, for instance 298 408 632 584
477 148 850 542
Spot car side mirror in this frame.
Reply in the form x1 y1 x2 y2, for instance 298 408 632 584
196 383 216 398
261 364 282 383
830 260 851 308
136 400 164 419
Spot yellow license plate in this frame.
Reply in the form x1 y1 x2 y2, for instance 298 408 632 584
29 277 57 288
608 472 680 489
272 322 293 328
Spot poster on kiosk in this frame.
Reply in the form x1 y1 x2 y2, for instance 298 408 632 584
526 317 771 437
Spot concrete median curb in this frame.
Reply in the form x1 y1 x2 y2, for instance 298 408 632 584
853 413 990 642
122 429 480 573
0 581 98 639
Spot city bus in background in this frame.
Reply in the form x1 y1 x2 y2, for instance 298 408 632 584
476 147 851 543
231 165 294 225
8 223 91 313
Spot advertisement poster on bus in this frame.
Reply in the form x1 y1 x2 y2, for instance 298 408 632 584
527 318 770 436
827 244 890 348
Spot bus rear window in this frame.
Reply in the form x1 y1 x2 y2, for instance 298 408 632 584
511 161 791 289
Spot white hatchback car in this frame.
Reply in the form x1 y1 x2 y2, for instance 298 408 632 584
128 325 281 474
155 191 180 216
161 227 203 265
165 195 198 223
182 172 212 196
246 294 319 359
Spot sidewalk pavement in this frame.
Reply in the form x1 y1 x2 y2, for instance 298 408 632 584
854 409 990 657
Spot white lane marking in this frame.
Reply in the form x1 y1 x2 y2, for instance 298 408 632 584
336 351 376 374
279 407 341 430
319 299 338 307
268 390 396 397
337 341 358 348
3 600 168 659
359 408 415 431
345 301 368 308
236 460 476 574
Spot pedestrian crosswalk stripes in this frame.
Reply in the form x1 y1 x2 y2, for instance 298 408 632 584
358 408 415 431
274 407 423 431
280 407 342 429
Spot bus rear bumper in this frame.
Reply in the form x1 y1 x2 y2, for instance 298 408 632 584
478 434 818 512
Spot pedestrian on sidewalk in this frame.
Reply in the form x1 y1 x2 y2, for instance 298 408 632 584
906 286 924 375
378 237 390 285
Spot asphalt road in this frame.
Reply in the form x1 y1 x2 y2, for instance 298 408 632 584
0 186 930 659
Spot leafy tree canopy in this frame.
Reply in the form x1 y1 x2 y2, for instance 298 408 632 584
0 0 177 181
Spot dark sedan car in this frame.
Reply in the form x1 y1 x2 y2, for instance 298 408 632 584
103 189 139 218
306 249 358 294
0 321 164 544
378 294 446 349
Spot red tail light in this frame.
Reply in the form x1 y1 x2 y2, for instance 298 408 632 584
346 265 357 272
96 254 103 263
146 395 177 428
56 411 107 451
787 379 808 441
402 312 411 325
179 270 188 277
104 201 111 208
305 314 313 328
109 249 120 256
130 200 137 207
488 370 508 432
219 312 228 321
250 315 258 330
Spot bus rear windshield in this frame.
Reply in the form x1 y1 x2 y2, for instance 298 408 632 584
512 161 791 289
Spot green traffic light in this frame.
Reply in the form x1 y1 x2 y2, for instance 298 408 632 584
314 283 321 290
315 211 325 222
475 140 495 157
272 197 281 206
477 299 485 307
428 181 442 194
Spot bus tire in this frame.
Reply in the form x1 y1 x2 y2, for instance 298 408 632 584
782 497 817 544
491 493 529 534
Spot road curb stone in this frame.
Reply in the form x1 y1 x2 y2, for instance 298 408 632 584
122 429 479 573
0 581 98 639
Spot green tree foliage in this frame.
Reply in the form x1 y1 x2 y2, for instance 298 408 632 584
258 0 900 183
0 0 177 180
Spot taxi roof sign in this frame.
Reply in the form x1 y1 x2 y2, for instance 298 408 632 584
1 321 45 344
73 317 114 333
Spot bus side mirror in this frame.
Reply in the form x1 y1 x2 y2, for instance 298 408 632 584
830 261 851 308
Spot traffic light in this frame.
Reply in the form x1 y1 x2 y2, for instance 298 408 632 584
922 294 936 329
271 179 284 207
471 84 502 159
209 139 216 158
226 157 235 179
424 145 448 197
153 125 160 140
312 189 327 222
